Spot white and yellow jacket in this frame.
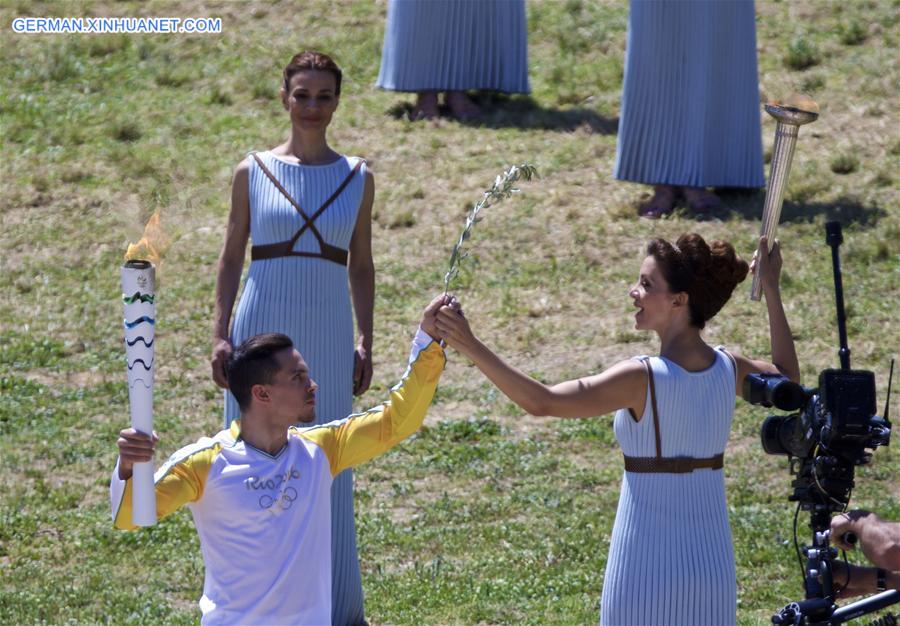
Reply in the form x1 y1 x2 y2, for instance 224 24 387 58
110 329 444 625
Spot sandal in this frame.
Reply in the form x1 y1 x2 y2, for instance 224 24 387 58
681 186 723 214
637 185 678 219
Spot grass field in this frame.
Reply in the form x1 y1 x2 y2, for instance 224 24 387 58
1 1 898 624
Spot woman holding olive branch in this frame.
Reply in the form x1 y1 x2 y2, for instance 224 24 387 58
437 233 798 624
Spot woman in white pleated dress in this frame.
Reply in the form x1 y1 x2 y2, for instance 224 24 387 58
616 0 764 217
436 233 799 624
377 0 530 120
210 51 375 625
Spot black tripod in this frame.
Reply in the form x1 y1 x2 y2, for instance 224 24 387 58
771 222 897 624
772 508 899 625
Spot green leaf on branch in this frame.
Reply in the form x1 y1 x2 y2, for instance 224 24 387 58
443 163 538 294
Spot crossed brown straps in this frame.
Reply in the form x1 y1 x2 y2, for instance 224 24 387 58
249 152 364 266
622 356 727 474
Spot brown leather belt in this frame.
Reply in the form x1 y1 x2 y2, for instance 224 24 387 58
623 453 724 474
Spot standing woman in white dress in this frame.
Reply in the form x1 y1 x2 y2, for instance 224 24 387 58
210 51 375 625
615 0 765 217
435 234 799 624
377 0 530 120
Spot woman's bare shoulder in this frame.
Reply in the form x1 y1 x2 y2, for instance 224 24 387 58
351 155 373 176
231 156 254 186
589 357 648 388
608 357 649 374
236 154 255 172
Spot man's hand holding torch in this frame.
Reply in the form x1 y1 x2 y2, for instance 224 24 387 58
116 429 160 481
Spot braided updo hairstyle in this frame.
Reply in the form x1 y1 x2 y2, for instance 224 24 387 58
646 233 749 329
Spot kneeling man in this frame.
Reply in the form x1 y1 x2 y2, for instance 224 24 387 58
111 295 452 625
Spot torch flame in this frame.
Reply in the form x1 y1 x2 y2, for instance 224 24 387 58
777 93 820 114
124 210 170 266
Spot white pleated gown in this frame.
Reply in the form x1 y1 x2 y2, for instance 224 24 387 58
614 0 764 188
225 151 367 625
600 350 737 625
377 0 530 93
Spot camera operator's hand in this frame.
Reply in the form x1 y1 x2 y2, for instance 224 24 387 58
833 560 873 598
832 560 899 598
832 510 873 552
831 510 900 570
750 236 783 297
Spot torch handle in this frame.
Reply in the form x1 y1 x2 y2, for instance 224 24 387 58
131 463 156 524
751 122 800 301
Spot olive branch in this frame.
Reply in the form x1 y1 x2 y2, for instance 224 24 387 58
443 163 538 294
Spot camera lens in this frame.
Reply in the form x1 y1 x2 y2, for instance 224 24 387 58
761 415 794 455
742 373 809 411
770 382 808 411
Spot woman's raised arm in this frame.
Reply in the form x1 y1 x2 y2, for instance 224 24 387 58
732 237 801 392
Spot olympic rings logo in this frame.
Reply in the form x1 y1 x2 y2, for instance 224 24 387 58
259 486 298 511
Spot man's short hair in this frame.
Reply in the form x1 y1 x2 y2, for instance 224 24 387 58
226 333 294 411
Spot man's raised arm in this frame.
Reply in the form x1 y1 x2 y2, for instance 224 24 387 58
299 295 451 476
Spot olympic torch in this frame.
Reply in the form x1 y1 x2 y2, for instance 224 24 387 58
120 211 168 526
121 260 156 526
750 95 819 301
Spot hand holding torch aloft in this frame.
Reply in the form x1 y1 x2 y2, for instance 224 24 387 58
121 260 157 526
750 96 819 300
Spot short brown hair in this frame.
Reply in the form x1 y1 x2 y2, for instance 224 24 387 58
282 51 342 96
647 233 749 329
226 333 294 411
